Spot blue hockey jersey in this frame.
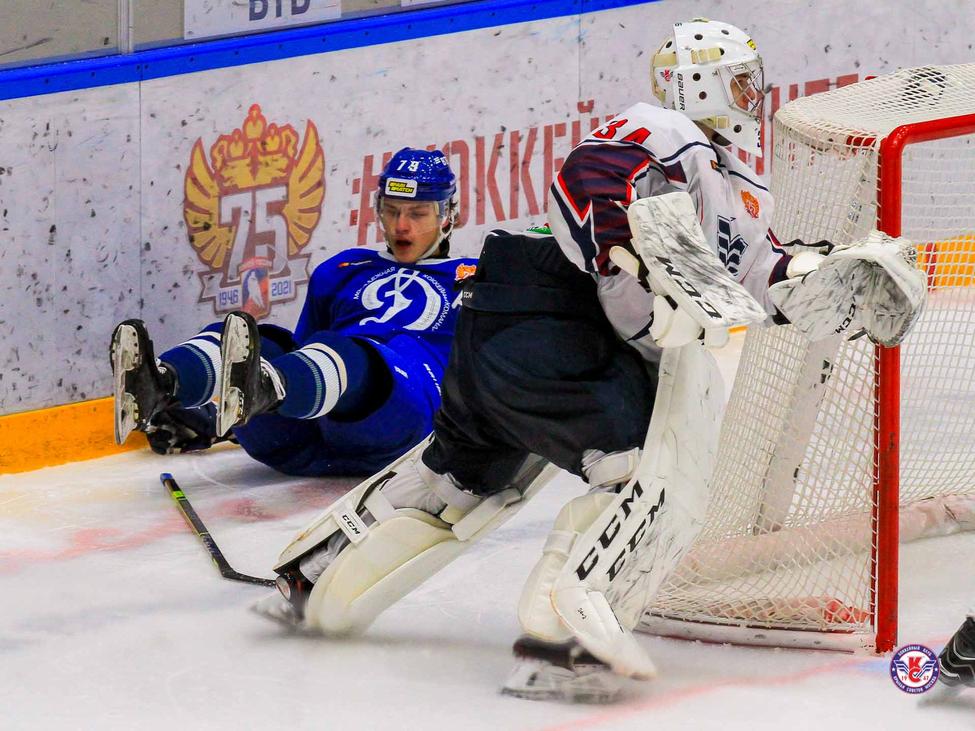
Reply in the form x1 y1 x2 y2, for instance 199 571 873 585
294 248 477 373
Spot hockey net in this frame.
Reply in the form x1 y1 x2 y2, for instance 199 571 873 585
639 65 975 652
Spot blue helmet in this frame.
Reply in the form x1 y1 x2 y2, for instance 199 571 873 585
376 147 459 257
378 147 457 202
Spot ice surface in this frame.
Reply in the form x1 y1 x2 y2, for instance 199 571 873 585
1 335 973 729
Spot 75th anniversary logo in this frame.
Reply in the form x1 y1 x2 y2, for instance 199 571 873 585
183 104 325 319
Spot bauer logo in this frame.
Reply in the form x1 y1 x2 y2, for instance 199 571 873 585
890 644 940 693
183 104 324 320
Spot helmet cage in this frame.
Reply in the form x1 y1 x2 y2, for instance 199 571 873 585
720 60 765 118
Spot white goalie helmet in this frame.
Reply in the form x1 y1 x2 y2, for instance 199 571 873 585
651 18 765 156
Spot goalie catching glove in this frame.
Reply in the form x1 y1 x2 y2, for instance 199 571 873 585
768 231 926 346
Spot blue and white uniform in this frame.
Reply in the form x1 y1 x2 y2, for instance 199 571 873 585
228 248 475 476
149 147 472 477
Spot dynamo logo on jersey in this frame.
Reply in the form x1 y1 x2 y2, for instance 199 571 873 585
359 268 450 331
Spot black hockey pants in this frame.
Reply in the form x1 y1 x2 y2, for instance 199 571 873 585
422 231 656 496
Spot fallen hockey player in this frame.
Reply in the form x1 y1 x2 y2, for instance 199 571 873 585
110 148 476 477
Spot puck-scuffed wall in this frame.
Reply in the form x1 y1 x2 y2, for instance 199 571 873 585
0 0 972 416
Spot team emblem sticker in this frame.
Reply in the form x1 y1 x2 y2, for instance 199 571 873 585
454 263 477 282
740 190 760 219
889 643 940 693
384 178 418 198
183 104 325 319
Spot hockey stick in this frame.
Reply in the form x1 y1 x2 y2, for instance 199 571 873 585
161 472 276 587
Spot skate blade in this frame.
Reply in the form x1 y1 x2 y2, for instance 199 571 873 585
218 387 243 438
250 592 313 633
217 315 251 436
500 660 623 704
112 324 140 445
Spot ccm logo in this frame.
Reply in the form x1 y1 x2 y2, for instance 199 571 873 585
339 512 361 535
834 302 857 333
658 256 723 320
574 484 666 582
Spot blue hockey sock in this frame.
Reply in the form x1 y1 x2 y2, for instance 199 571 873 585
271 334 382 420
159 324 223 408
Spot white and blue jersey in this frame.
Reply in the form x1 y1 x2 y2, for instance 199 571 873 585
233 248 476 476
547 102 788 360
295 248 472 374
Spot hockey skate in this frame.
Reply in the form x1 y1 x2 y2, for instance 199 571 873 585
501 636 623 704
251 569 314 630
110 319 176 444
939 616 975 690
217 311 286 436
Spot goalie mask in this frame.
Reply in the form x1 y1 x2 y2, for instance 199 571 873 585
651 18 765 157
376 148 459 262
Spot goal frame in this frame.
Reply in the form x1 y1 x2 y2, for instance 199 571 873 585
874 112 975 652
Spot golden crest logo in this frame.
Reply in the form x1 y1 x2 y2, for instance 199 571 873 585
740 190 760 219
183 104 325 319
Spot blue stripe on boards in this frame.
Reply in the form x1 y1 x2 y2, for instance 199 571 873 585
0 0 660 101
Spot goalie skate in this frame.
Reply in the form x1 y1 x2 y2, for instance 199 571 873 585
217 311 285 436
501 637 622 704
110 319 175 444
250 586 320 633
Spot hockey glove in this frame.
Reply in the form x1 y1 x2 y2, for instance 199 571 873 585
146 402 233 455
768 231 925 346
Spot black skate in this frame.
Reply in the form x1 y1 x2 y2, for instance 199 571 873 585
501 636 622 704
939 616 975 689
110 319 176 444
217 311 286 436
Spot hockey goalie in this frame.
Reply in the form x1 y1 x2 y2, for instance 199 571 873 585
252 18 926 703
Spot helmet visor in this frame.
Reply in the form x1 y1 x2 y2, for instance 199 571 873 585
721 60 765 119
377 198 446 240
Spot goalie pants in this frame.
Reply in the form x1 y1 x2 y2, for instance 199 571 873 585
422 232 656 496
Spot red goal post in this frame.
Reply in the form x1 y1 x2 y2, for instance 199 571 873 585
638 65 975 653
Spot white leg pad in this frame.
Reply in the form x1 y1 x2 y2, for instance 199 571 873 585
290 447 559 635
306 511 462 635
517 493 615 644
549 341 725 679
274 437 437 571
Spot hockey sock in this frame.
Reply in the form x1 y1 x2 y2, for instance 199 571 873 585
271 334 386 420
159 325 223 408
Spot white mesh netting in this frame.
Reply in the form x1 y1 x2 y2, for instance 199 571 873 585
640 65 975 651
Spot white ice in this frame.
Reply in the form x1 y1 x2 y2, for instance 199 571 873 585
1 338 974 730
